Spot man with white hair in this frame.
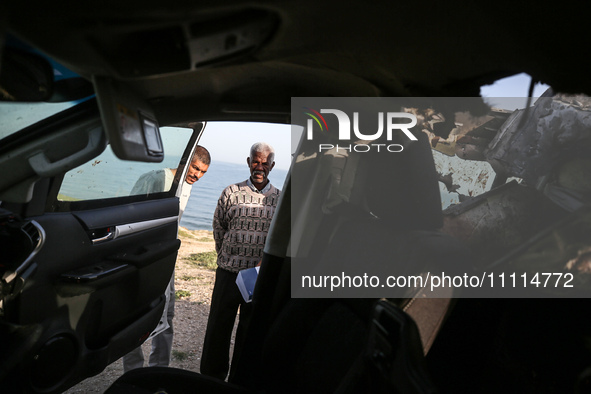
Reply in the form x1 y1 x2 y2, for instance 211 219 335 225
201 142 281 381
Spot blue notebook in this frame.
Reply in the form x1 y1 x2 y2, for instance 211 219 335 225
235 266 260 303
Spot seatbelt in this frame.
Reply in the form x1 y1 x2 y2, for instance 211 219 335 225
403 286 455 354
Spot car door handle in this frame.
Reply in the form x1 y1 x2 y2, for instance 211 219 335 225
88 217 178 244
91 230 115 244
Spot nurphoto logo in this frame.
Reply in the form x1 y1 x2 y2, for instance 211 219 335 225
303 108 418 153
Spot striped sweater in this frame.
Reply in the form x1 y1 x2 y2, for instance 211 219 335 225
212 180 281 272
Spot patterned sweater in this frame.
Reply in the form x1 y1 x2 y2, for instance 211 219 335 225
213 180 281 272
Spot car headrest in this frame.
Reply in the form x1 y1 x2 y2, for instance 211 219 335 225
363 131 443 231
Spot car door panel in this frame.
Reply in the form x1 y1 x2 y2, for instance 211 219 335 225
2 197 181 392
0 93 203 392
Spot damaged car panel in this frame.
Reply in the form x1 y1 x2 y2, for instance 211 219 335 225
407 93 591 296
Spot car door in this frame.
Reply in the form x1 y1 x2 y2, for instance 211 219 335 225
0 98 204 393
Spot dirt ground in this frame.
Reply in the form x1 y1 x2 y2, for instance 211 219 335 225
64 228 230 393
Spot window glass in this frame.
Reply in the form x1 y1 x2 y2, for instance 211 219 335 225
58 127 193 201
0 101 79 140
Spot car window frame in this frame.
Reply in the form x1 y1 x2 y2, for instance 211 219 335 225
45 125 202 213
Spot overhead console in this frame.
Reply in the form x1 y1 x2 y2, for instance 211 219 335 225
91 9 279 79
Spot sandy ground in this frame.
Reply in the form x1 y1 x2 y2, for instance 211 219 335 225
64 227 230 393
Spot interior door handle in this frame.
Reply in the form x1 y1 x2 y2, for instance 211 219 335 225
91 230 114 244
88 217 178 245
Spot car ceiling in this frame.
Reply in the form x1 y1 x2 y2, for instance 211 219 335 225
3 1 591 125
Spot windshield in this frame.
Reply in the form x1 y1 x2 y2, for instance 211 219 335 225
0 101 79 140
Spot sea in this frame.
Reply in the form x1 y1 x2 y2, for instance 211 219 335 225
180 161 288 231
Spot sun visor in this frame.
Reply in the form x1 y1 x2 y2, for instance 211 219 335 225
93 76 163 162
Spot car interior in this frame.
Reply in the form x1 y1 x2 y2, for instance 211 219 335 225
2 2 591 393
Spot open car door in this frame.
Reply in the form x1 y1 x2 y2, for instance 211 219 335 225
0 98 204 393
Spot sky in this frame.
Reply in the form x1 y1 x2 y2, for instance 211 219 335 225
197 121 299 171
479 73 550 110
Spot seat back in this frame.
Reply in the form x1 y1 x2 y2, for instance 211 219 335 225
234 132 454 392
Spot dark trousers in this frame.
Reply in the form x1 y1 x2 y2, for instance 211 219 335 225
200 267 253 381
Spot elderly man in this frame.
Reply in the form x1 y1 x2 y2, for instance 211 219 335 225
123 145 210 372
200 142 281 380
